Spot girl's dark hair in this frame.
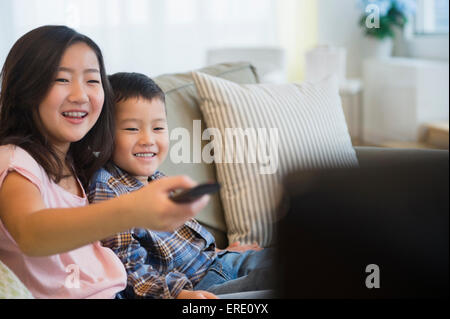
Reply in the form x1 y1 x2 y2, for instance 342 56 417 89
0 25 115 189
108 72 165 104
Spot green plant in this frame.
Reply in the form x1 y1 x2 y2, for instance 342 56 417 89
359 0 416 39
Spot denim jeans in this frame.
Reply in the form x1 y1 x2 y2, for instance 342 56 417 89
194 248 275 295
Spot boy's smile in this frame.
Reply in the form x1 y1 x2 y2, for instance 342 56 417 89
113 97 168 184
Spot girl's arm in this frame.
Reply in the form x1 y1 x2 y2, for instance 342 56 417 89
0 172 209 257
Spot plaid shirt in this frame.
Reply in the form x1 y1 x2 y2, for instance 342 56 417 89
87 163 217 299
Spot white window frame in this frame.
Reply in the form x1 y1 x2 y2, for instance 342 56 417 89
398 0 449 61
415 0 449 35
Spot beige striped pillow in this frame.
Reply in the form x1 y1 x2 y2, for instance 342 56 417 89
193 71 358 247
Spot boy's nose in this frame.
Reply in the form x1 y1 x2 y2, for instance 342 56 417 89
139 131 155 146
68 82 89 104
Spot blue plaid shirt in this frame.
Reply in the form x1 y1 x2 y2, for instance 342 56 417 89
87 163 217 299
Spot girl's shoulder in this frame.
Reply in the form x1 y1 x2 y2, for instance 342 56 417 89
0 144 40 168
0 144 46 188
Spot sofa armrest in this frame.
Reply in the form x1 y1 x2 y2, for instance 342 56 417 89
354 146 449 167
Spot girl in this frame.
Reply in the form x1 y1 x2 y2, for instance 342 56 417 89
0 25 209 298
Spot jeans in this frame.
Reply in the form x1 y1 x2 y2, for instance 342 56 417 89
194 248 275 295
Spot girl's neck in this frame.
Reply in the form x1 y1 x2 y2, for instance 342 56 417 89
51 142 72 175
51 141 70 162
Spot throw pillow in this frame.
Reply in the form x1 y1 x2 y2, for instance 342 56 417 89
192 71 358 247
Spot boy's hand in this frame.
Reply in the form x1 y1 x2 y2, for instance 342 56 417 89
127 175 210 232
176 289 219 299
216 241 263 253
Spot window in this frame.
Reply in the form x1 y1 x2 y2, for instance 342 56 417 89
415 0 449 34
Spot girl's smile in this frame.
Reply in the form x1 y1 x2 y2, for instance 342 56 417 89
61 109 89 124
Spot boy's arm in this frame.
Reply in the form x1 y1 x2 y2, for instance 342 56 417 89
89 181 194 299
108 229 193 299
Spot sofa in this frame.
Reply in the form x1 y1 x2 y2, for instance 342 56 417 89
1 61 448 298
154 61 449 249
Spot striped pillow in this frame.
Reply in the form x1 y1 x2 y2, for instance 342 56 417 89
192 71 358 247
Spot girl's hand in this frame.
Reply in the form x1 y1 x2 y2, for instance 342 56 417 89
127 175 210 232
176 289 219 299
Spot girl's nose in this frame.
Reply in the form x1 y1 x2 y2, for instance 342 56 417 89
68 81 89 104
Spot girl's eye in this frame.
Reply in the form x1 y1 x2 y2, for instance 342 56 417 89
55 78 69 83
88 80 100 84
154 127 165 131
124 128 138 131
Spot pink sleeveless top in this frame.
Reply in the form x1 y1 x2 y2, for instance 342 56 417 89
0 145 127 298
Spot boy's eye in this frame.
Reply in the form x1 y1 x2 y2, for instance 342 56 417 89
124 128 138 131
154 127 165 131
55 78 69 83
88 80 100 84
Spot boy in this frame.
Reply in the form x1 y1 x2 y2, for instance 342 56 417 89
88 72 274 299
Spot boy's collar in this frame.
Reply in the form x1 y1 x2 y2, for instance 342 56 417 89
107 162 161 189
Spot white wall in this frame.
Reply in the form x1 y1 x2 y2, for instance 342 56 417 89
317 0 449 78
317 0 364 78
406 34 449 60
0 1 14 66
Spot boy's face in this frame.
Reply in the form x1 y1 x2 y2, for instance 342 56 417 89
113 97 169 184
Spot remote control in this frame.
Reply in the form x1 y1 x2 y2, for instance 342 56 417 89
170 182 220 203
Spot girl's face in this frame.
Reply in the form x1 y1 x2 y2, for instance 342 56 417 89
38 42 104 153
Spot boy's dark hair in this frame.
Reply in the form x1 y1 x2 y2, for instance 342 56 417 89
108 72 165 104
0 25 115 189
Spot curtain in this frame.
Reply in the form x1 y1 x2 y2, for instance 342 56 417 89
0 0 316 81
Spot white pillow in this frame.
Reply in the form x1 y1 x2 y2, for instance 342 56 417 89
193 72 358 247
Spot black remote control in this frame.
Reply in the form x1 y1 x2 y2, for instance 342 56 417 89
169 182 221 204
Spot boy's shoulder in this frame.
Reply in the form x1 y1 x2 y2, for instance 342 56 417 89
90 166 117 185
89 163 166 195
89 164 130 192
89 163 161 193
88 166 127 201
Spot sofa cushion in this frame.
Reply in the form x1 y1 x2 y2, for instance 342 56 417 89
0 260 34 299
154 62 260 248
192 72 359 247
354 146 449 167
